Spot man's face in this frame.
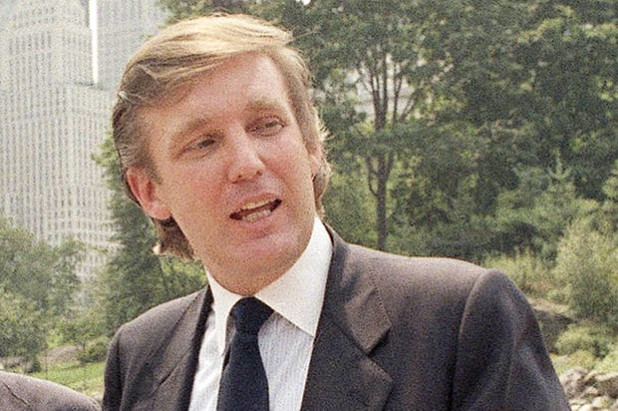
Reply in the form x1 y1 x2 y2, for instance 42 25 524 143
127 53 320 295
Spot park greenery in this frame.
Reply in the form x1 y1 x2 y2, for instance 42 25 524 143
0 0 616 393
0 218 83 369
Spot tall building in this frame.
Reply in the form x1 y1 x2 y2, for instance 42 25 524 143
97 0 167 91
0 0 113 280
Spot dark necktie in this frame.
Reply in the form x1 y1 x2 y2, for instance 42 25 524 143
217 297 273 411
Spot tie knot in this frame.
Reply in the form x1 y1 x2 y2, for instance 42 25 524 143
232 297 273 336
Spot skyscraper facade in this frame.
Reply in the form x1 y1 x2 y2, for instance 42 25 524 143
97 0 167 91
0 0 168 281
0 0 113 280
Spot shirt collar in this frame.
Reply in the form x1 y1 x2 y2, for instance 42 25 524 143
206 217 333 355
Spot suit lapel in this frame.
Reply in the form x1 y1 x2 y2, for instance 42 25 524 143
139 287 213 411
302 230 393 410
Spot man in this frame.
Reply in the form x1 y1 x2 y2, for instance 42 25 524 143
103 14 569 410
0 371 99 410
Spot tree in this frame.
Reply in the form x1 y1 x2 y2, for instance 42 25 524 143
489 158 597 261
257 0 450 250
157 0 617 260
0 289 47 367
0 217 83 364
58 310 105 364
554 218 618 328
0 218 83 316
158 0 248 21
436 0 618 201
323 168 376 247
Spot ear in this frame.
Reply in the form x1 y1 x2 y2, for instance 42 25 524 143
126 167 172 221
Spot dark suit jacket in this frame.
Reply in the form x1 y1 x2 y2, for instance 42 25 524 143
0 371 99 411
103 229 569 410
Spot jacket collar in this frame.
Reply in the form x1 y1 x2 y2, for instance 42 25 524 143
141 287 213 411
136 226 392 410
301 227 393 410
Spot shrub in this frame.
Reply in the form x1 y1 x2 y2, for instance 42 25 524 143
595 344 618 373
551 350 598 376
0 291 48 362
484 250 553 296
555 324 613 358
554 219 618 328
77 338 109 364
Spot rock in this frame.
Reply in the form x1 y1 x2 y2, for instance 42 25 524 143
610 398 618 409
532 300 573 352
585 370 604 386
597 372 618 398
583 386 599 398
561 367 589 398
570 398 588 410
579 404 594 411
591 395 612 409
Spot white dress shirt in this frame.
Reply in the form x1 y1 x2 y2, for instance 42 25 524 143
188 218 333 411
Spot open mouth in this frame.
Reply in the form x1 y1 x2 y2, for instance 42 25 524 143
230 199 282 222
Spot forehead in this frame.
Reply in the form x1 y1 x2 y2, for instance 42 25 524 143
155 53 290 112
138 53 293 144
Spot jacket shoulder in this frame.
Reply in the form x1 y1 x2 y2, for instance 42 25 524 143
0 371 99 410
346 244 490 298
110 290 205 363
118 291 202 335
341 244 524 332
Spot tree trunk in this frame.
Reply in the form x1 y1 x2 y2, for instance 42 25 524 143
376 154 388 251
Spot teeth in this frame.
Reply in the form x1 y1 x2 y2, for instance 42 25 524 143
242 209 272 222
231 198 281 222
239 199 272 212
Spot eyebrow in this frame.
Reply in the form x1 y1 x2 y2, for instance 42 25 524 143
168 97 290 152
167 116 216 156
245 97 289 114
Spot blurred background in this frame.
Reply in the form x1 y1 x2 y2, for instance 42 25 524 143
0 0 616 407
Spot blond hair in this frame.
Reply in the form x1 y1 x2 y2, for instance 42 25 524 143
113 14 330 259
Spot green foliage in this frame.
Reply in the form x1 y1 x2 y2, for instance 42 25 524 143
595 344 618 373
551 350 598 375
77 338 109 364
0 217 84 362
437 0 618 201
490 160 597 261
158 0 249 22
256 0 450 250
155 0 618 264
555 324 613 358
514 7 618 200
388 121 494 260
554 218 618 328
94 136 205 334
323 169 376 248
58 311 106 364
0 218 84 316
484 250 553 296
32 361 105 398
0 290 47 361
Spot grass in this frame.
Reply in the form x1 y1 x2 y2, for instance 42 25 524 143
551 351 598 376
31 360 105 399
596 344 618 373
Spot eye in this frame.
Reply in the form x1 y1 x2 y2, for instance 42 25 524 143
185 136 216 153
250 116 284 136
194 138 215 149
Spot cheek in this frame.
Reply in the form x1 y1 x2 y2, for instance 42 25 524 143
165 172 217 210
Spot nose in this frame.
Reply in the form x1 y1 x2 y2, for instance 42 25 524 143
227 131 266 183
